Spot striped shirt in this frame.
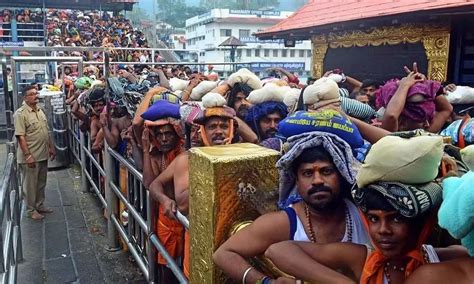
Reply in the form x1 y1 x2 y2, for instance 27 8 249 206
341 97 376 121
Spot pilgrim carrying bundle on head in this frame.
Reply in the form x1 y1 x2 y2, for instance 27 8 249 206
440 167 474 255
356 135 444 188
169 77 189 92
303 77 340 109
227 68 263 90
190 80 218 100
141 99 180 122
246 83 286 105
352 181 443 219
282 88 302 111
190 93 236 125
278 110 364 149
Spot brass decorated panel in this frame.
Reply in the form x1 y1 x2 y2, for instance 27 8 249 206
189 143 280 284
311 23 451 82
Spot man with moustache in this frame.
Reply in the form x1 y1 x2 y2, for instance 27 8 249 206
213 132 370 283
149 93 239 278
244 83 289 142
14 85 56 220
141 100 185 284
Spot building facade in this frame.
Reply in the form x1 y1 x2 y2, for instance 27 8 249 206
185 9 312 78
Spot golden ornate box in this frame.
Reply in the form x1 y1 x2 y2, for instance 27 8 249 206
189 143 280 283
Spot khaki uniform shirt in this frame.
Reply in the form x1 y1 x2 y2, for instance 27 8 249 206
14 102 50 163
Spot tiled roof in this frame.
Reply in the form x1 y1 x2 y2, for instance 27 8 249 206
257 0 474 37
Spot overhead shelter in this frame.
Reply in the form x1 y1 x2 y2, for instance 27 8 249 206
0 0 137 11
256 0 474 85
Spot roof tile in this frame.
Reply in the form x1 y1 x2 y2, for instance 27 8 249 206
258 0 474 36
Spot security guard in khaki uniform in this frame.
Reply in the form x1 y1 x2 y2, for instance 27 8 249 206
14 85 56 220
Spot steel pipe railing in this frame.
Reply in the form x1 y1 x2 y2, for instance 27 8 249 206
0 153 22 283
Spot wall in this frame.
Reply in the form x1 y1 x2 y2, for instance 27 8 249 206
324 43 428 83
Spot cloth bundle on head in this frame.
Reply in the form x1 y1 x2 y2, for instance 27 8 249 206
282 87 302 113
190 80 218 100
461 145 474 171
445 86 474 105
191 93 236 146
376 79 441 123
303 77 340 110
246 83 287 105
74 76 93 90
150 91 180 105
141 100 184 164
169 77 189 92
439 167 474 256
277 131 359 208
192 93 236 124
227 68 263 90
356 135 444 188
278 110 364 149
84 65 100 77
179 102 203 124
141 99 180 122
88 87 105 103
352 181 442 219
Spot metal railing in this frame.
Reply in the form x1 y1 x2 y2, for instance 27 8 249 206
0 151 23 284
5 50 198 283
68 114 189 283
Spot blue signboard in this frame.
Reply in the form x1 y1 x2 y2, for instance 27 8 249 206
238 62 305 72
0 41 24 47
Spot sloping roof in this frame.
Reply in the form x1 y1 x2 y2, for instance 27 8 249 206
257 0 474 38
219 36 246 47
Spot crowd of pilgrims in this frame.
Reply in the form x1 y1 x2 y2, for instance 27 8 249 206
46 9 156 62
48 61 474 284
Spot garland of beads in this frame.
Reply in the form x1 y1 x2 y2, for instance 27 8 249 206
304 203 353 243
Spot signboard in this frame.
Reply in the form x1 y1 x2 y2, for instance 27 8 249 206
0 41 24 47
50 94 65 113
240 36 283 44
230 10 281 16
238 62 305 72
240 36 303 45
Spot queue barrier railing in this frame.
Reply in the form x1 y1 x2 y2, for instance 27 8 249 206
0 149 23 284
68 110 189 283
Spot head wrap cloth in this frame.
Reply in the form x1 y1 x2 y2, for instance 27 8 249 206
276 131 359 209
141 100 184 162
353 133 444 284
376 80 441 123
245 101 288 137
356 181 442 284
